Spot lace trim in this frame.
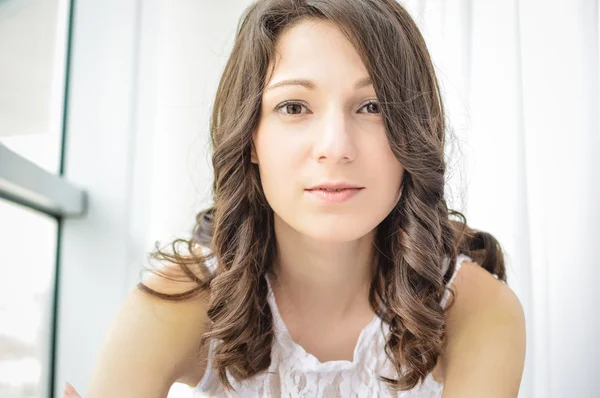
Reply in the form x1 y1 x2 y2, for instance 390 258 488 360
265 274 381 372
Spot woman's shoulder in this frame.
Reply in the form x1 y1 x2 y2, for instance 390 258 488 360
136 256 214 386
440 259 526 394
83 265 212 397
444 259 522 333
446 259 517 313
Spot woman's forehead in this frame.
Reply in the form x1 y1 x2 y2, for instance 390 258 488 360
264 20 370 92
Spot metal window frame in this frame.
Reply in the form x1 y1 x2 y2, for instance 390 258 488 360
0 143 87 218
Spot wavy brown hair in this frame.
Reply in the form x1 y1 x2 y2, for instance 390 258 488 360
138 0 507 393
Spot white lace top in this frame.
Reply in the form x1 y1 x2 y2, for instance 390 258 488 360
194 254 471 397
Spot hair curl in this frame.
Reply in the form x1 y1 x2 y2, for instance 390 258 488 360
138 0 507 393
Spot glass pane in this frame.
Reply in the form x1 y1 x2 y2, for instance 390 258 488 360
0 197 58 398
0 0 70 174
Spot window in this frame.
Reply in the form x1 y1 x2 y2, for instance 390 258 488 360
0 198 58 398
0 1 82 397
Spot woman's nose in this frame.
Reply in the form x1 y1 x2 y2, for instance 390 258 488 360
312 107 357 164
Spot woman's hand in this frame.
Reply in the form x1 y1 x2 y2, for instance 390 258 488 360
63 382 82 398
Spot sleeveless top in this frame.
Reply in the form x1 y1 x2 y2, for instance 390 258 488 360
194 253 471 397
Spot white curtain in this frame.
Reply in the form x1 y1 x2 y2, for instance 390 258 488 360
402 0 599 397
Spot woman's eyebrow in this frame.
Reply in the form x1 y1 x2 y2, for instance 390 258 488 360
266 78 316 92
265 76 373 92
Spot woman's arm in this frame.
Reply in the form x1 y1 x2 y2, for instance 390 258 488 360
76 266 211 398
441 261 526 398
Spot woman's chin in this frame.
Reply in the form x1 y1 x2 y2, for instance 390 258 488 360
301 226 372 244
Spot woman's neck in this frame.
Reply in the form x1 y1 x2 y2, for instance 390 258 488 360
270 214 377 322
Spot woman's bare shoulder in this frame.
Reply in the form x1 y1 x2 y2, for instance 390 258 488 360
84 265 211 397
137 264 213 385
441 260 526 396
444 260 517 322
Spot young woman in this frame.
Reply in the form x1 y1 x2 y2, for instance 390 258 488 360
64 1 526 397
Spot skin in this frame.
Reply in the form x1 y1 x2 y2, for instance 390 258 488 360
66 18 526 398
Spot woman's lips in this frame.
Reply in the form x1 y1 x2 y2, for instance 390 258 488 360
304 188 364 203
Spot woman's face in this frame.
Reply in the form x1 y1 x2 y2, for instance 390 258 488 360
252 19 404 243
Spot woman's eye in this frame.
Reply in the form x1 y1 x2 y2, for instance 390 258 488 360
275 101 309 116
359 101 381 114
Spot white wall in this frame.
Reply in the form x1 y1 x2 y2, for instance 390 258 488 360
54 0 141 396
145 0 252 254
